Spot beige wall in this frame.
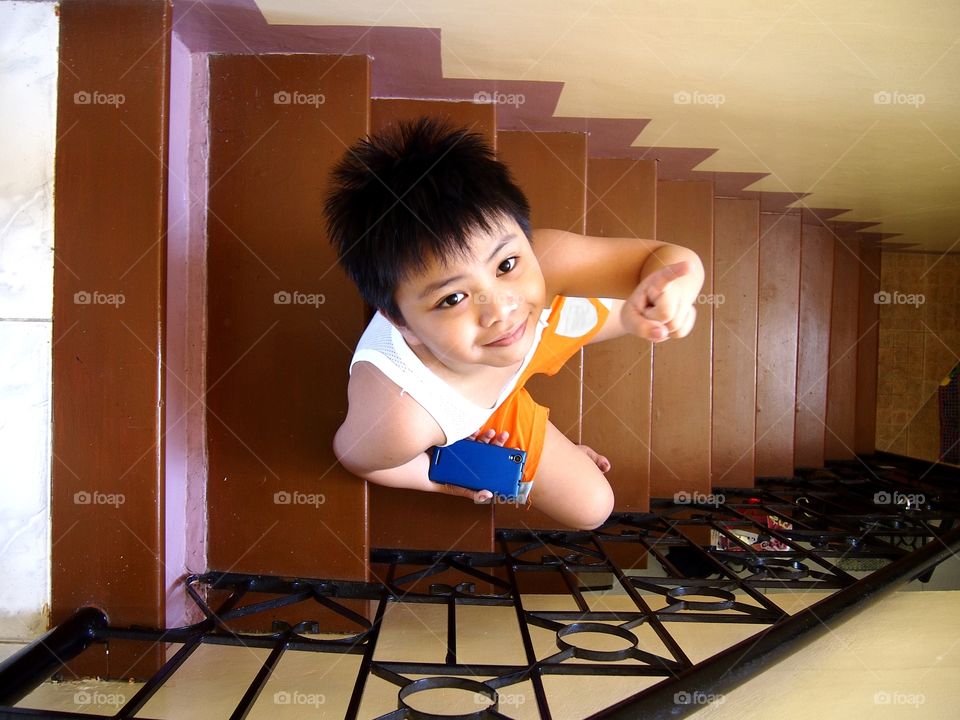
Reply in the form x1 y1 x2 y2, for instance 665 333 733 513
876 252 960 460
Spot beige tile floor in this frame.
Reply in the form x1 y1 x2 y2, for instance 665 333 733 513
7 589 960 719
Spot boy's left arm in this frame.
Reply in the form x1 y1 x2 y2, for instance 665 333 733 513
533 229 705 343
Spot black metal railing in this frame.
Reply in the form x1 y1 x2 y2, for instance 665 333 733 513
1 452 958 719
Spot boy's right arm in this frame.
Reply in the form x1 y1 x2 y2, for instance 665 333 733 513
333 361 490 502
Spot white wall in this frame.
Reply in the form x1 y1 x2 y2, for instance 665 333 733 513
0 0 59 642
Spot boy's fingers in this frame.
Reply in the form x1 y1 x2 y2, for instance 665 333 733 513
674 304 696 338
639 261 692 303
656 259 693 286
473 429 509 446
436 483 491 503
625 310 670 341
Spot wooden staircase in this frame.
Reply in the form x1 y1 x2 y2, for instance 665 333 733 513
200 52 881 576
49 0 883 677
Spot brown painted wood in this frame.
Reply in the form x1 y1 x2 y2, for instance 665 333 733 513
205 53 371 616
712 198 760 488
367 100 497 554
825 237 861 460
582 159 658 512
495 131 588 530
795 224 836 468
755 213 802 477
650 181 714 499
855 246 882 454
51 0 170 681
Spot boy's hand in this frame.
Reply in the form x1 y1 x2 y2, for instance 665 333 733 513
463 428 512 503
621 260 698 342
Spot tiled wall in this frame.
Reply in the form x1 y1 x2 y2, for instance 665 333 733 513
876 252 960 460
0 0 58 641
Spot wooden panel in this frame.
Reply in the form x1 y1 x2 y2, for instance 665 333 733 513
825 237 861 460
582 159 657 512
497 131 587 234
755 213 802 477
495 131 588 529
650 181 714 499
205 55 370 595
51 0 170 680
368 99 496 552
795 225 836 468
855 246 882 454
712 198 759 488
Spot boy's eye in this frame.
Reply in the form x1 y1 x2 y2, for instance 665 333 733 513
439 292 466 308
498 256 518 274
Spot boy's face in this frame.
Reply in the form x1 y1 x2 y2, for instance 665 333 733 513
391 216 546 375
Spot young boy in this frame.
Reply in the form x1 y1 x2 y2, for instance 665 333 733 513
326 118 704 530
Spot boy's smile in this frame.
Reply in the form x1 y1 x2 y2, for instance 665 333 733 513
390 216 546 378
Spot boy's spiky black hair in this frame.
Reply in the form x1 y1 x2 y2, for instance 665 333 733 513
323 117 531 325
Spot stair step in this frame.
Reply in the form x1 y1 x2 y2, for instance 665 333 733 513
756 212 803 476
582 158 658 513
796 224 836 467
204 53 371 630
651 181 714 500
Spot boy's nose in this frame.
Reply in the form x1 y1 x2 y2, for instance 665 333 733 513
480 291 519 325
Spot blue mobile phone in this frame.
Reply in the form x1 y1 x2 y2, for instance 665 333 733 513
428 438 528 500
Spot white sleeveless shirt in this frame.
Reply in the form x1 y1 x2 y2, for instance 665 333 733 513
349 309 552 446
